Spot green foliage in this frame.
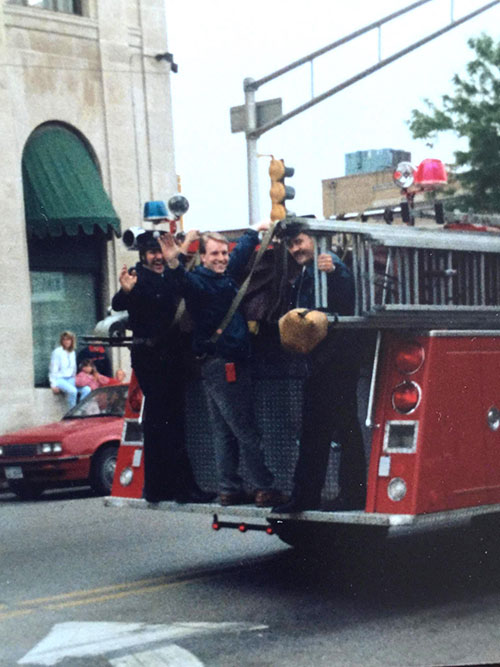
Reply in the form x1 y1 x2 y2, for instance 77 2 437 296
408 34 500 212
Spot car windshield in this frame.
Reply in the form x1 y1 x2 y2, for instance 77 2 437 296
63 385 128 419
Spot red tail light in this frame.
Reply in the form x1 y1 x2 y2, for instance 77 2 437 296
212 521 220 531
395 341 425 374
392 381 421 414
238 523 247 533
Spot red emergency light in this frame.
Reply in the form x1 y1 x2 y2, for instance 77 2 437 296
413 158 447 189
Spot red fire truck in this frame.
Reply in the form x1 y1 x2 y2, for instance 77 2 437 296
104 213 500 549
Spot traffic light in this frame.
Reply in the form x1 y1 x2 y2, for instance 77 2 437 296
269 157 295 221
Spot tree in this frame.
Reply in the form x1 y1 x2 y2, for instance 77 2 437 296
408 34 500 212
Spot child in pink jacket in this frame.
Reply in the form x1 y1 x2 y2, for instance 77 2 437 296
75 359 110 392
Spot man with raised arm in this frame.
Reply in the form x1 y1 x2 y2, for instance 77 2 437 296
159 225 285 508
112 230 214 504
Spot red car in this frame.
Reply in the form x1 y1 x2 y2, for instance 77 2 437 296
0 384 129 500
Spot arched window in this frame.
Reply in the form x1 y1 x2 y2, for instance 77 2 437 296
23 123 120 387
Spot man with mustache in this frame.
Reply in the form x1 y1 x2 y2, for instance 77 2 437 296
112 231 214 504
273 228 366 514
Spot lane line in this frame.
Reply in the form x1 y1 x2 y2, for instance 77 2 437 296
44 576 216 610
2 553 280 622
17 575 170 606
0 608 34 621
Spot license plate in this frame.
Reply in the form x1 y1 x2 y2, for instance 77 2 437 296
5 466 23 480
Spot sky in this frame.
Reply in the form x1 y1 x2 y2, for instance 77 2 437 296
165 0 500 231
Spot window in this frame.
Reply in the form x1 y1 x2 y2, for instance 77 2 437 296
6 0 84 16
31 268 99 387
22 124 120 387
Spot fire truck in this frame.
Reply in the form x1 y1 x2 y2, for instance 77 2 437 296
104 208 500 550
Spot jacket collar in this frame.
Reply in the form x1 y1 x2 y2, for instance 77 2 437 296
195 265 225 278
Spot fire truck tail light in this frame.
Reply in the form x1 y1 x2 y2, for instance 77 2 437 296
387 477 407 502
395 341 424 374
392 381 421 414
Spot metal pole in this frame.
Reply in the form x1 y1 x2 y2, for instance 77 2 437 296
247 0 433 91
319 235 328 308
249 0 500 138
244 78 260 225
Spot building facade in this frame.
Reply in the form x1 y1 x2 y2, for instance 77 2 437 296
322 148 413 218
1 0 177 431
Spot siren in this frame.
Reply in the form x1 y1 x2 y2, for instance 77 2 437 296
167 195 189 219
143 200 168 221
143 196 189 224
123 195 190 250
413 158 447 189
122 226 146 251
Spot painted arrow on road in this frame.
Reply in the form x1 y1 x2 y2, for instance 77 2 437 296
18 621 268 666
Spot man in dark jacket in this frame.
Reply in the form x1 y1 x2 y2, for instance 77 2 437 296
111 231 213 504
159 226 284 508
273 230 366 513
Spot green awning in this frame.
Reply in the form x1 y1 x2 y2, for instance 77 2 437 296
22 125 121 239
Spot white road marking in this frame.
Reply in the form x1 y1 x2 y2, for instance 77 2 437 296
109 644 204 666
18 621 268 666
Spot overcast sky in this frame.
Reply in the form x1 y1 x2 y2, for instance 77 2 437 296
165 0 500 231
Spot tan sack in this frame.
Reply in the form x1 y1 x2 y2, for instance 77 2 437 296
278 308 329 355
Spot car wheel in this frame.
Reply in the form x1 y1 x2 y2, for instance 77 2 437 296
90 444 118 495
8 480 45 500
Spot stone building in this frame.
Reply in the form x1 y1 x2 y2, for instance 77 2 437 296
1 0 177 430
322 169 405 219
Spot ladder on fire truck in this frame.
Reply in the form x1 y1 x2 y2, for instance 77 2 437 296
293 216 500 329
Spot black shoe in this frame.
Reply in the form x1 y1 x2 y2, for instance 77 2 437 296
329 496 365 511
175 488 217 504
271 497 320 514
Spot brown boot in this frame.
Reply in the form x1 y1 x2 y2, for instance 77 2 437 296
218 490 252 506
255 489 287 508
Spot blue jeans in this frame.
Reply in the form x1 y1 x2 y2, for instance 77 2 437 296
201 357 274 494
53 378 90 409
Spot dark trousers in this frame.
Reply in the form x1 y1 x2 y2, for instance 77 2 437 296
201 357 274 494
292 354 366 507
132 346 196 501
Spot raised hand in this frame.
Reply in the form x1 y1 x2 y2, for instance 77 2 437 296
158 233 181 268
118 264 137 293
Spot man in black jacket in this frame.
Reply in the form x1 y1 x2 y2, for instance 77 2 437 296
273 229 366 514
112 231 213 504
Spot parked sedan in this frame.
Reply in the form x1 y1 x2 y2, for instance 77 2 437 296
0 384 129 500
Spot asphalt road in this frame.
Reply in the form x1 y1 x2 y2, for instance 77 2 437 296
3 488 500 666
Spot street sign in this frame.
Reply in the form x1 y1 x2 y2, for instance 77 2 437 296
230 97 282 133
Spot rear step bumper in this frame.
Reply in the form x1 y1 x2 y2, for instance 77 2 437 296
104 496 500 532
